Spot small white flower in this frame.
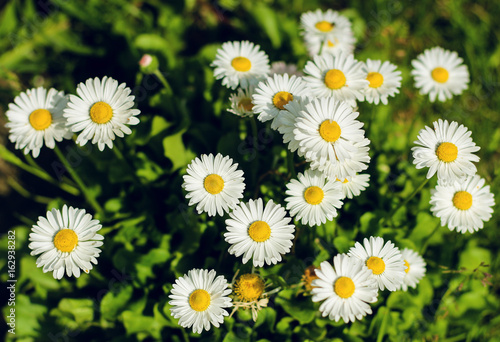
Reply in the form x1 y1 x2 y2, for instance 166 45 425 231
227 86 256 117
6 87 71 158
64 76 141 151
336 173 370 199
398 248 426 291
182 153 245 217
28 205 104 279
348 236 406 291
412 119 479 183
305 35 355 57
362 59 402 105
224 198 295 267
300 9 355 45
169 269 232 334
276 98 310 155
212 41 270 89
311 254 378 323
430 175 495 234
411 46 470 102
285 169 344 226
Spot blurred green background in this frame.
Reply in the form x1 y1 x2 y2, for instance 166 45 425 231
0 0 499 341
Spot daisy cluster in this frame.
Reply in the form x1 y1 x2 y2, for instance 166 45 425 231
5 76 140 157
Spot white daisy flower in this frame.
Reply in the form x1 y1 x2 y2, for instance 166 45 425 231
430 175 495 234
362 59 402 105
305 34 355 57
28 205 103 280
227 86 256 117
212 41 270 89
169 269 232 334
348 236 406 291
336 173 370 199
300 9 355 44
285 169 344 226
5 87 71 158
182 153 245 217
63 76 141 151
224 198 295 267
398 248 426 291
252 74 309 129
276 98 310 156
303 52 368 104
412 119 480 183
269 61 303 77
411 46 470 102
311 254 378 323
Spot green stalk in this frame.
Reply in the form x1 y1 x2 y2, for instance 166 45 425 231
385 177 430 226
153 69 173 96
420 221 442 254
7 177 53 204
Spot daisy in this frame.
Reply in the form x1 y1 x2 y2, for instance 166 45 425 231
311 254 378 323
269 61 303 77
348 236 406 291
336 173 370 199
169 269 232 334
362 59 402 105
182 153 245 217
224 198 295 267
63 76 141 151
28 205 103 279
227 86 256 117
285 169 344 226
276 98 310 155
305 34 355 57
398 248 426 291
230 273 277 322
252 73 309 129
430 175 495 234
412 119 480 183
303 52 368 104
411 47 470 102
300 9 355 44
5 87 71 158
212 41 270 89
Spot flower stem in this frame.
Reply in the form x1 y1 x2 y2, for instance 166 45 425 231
420 221 442 254
153 70 173 96
385 177 430 226
53 145 103 213
318 39 325 56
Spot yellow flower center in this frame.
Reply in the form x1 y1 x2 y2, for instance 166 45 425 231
231 57 252 72
327 39 336 47
304 186 324 205
324 69 346 90
248 221 271 242
315 21 333 32
302 265 320 291
238 98 254 112
189 289 211 312
367 72 384 88
334 276 355 298
272 91 294 110
366 256 386 275
204 174 224 195
90 101 113 124
404 260 410 274
53 229 78 253
431 67 449 83
234 273 265 302
319 120 341 142
29 109 52 130
452 191 473 210
436 142 458 163
335 178 349 184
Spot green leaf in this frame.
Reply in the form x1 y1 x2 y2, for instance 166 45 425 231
100 285 134 321
163 128 196 171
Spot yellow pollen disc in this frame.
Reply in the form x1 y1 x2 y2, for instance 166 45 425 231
189 289 211 312
272 91 294 110
453 191 473 210
367 72 384 88
248 220 271 242
319 120 341 142
436 142 458 163
204 174 224 195
327 40 335 47
335 178 349 184
324 69 346 90
53 229 78 253
304 186 324 205
431 67 449 83
29 109 52 130
315 21 333 32
231 57 252 72
334 276 355 298
238 98 254 112
90 101 113 124
366 256 386 275
234 273 265 302
404 260 410 274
